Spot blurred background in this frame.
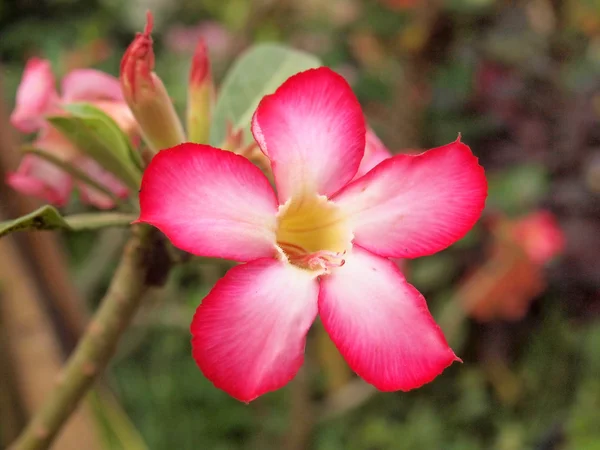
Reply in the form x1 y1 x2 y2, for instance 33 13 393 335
1 0 599 449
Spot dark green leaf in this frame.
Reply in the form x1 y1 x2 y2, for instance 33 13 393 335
0 205 70 238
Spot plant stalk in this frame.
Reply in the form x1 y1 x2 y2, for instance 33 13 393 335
8 224 160 450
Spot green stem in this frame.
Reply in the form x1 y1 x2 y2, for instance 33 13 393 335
65 213 137 231
8 225 160 450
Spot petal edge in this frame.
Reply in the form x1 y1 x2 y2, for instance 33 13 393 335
319 246 459 391
333 138 487 258
191 258 319 402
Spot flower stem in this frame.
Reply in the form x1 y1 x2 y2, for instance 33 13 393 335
65 212 137 231
8 224 162 450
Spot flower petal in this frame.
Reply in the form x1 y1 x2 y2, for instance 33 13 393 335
92 100 139 139
353 128 393 180
138 143 278 261
10 58 59 133
74 157 129 210
191 258 319 402
251 67 365 203
6 155 72 206
333 138 487 258
61 69 124 102
319 246 459 391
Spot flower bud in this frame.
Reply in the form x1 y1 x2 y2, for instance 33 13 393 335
120 12 185 153
221 121 243 152
187 39 215 144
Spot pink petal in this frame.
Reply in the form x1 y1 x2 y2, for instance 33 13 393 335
74 157 129 210
61 69 124 102
333 138 487 258
353 128 392 180
251 67 365 203
10 58 59 133
319 246 459 391
191 258 319 402
33 125 80 159
138 143 278 261
6 155 72 206
92 100 139 139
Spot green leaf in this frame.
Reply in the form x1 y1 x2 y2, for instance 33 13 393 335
48 103 141 191
0 205 70 238
210 44 321 147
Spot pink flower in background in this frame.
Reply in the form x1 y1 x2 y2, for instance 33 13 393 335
511 211 564 265
460 211 564 322
165 22 235 60
137 68 487 402
7 58 136 208
10 58 59 133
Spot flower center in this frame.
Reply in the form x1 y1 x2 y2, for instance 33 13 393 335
276 194 352 274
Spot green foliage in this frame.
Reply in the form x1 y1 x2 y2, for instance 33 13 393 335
487 165 550 215
88 389 149 450
210 44 321 147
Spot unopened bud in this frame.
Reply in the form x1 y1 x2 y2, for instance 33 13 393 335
120 12 185 153
187 40 215 144
221 121 243 152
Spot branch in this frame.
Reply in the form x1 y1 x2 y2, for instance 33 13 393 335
8 224 163 450
65 213 137 231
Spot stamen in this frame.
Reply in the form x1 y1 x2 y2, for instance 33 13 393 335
279 242 346 273
297 250 346 274
275 194 352 273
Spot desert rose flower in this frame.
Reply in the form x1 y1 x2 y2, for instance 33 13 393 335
137 68 487 402
7 58 135 208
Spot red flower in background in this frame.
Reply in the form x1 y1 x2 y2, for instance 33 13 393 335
460 211 564 322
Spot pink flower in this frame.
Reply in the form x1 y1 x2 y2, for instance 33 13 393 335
511 211 564 265
137 68 488 402
164 22 235 60
7 58 135 208
10 58 60 133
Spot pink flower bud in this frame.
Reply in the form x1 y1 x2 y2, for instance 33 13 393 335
187 39 215 143
120 12 185 153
